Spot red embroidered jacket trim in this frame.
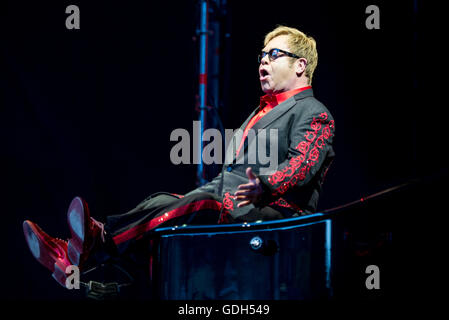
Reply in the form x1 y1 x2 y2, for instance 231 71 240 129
270 197 304 214
266 112 334 197
218 192 235 224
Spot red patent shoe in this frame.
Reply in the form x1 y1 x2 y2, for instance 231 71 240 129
23 220 72 288
66 197 105 268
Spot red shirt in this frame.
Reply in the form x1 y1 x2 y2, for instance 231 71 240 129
235 86 312 156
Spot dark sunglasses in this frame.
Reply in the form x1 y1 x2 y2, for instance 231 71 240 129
258 48 300 63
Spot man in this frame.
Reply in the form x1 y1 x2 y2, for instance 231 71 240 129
23 26 335 288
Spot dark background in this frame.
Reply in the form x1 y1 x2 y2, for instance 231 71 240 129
0 0 445 301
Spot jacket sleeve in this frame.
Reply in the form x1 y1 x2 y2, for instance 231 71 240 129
257 110 335 203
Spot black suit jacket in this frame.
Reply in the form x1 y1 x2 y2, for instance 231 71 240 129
187 88 335 219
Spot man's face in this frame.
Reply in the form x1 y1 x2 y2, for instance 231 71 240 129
259 35 299 94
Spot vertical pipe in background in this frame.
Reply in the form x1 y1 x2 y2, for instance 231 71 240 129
325 219 333 297
197 0 209 186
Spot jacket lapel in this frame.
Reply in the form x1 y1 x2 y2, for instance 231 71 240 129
228 89 314 163
233 98 296 163
253 88 314 131
225 106 259 164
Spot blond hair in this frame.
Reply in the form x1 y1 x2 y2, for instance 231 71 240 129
264 26 318 84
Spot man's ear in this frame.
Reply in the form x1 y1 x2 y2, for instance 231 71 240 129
296 58 307 76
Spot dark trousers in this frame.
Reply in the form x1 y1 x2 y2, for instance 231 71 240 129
104 192 288 255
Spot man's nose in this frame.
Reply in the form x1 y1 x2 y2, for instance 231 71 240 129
260 55 270 65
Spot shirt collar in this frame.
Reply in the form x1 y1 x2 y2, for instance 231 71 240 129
260 85 312 109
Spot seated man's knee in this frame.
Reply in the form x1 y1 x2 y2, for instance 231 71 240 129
186 192 221 202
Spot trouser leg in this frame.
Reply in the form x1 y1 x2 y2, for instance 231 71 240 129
99 191 292 259
105 192 224 255
233 205 294 222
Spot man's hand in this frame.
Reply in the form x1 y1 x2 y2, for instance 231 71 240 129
234 167 263 208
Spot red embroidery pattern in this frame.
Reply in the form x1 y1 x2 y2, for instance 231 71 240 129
218 192 235 224
271 197 304 214
222 192 235 211
267 112 334 196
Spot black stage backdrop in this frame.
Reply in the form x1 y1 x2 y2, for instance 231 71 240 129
0 0 446 302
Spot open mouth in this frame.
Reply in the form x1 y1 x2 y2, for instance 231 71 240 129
259 69 270 81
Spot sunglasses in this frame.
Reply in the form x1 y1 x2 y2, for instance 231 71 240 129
258 48 300 63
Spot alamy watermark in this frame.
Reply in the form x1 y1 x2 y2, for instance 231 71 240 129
365 5 380 30
64 5 379 31
65 265 80 289
65 5 80 30
170 121 279 175
365 264 380 290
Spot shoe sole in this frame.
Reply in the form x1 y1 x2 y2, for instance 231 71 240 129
23 220 70 287
67 197 90 266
